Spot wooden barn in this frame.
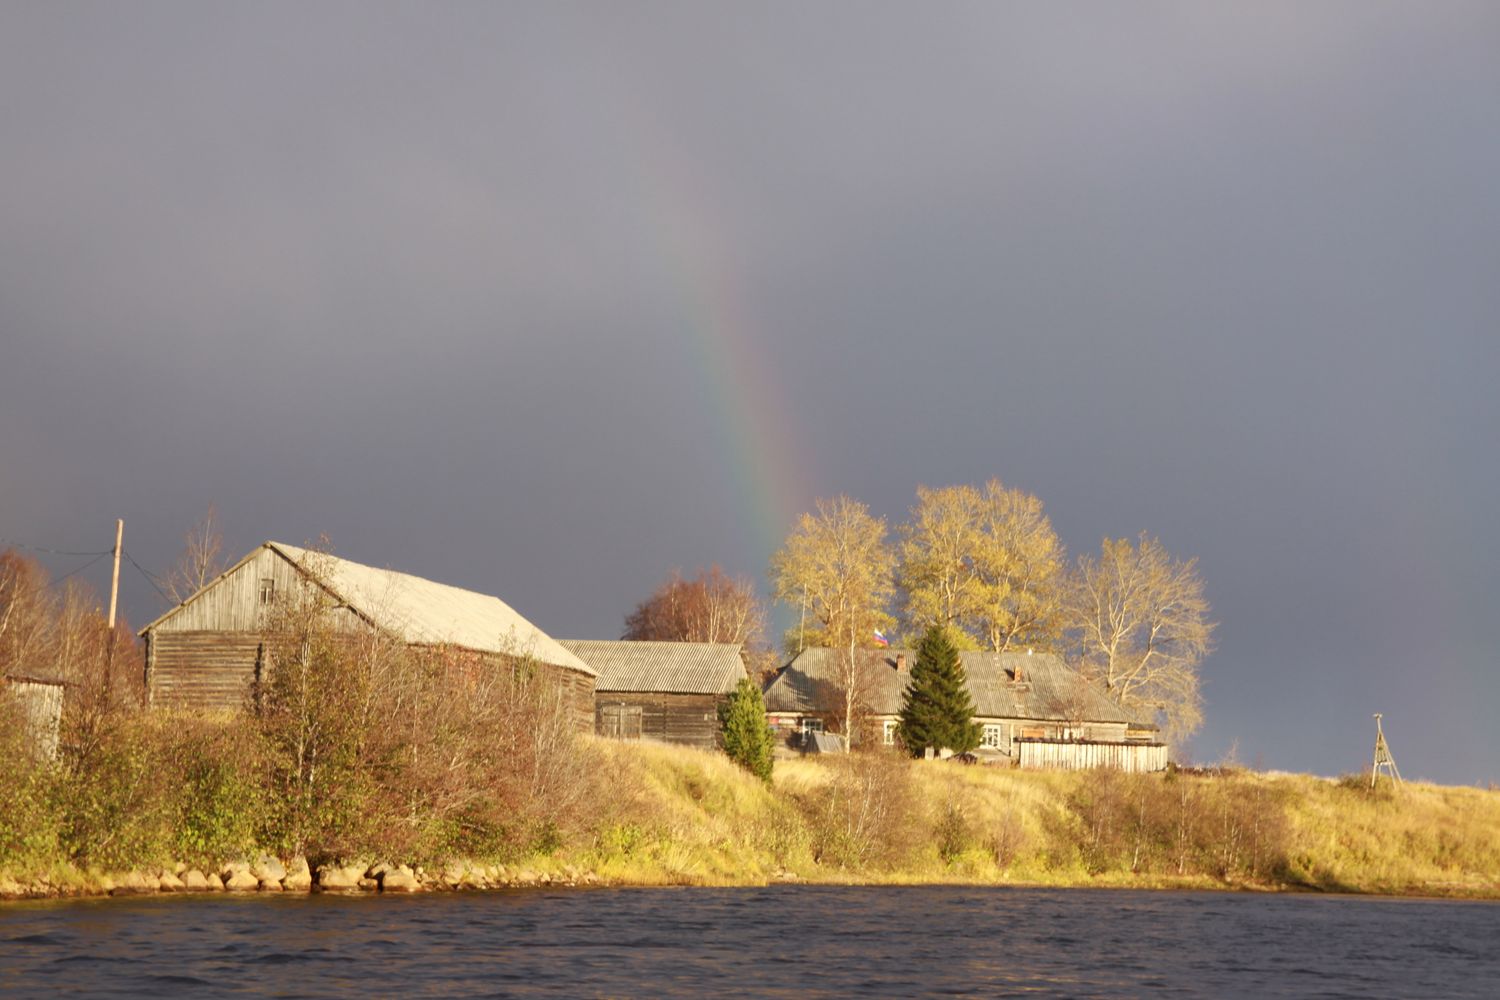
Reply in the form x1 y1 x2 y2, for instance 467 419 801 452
139 542 596 729
763 647 1166 771
559 640 747 749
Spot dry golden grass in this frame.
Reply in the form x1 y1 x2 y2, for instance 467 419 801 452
562 747 1500 897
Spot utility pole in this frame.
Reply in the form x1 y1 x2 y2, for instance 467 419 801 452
1370 713 1402 789
107 518 123 629
102 517 124 705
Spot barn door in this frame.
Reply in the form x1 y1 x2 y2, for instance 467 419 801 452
601 704 643 740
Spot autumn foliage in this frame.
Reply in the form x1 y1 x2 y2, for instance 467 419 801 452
623 565 767 648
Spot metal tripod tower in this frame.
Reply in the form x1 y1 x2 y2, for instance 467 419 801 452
1370 713 1402 788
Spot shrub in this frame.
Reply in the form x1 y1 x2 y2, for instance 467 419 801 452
0 692 61 869
798 754 921 870
719 677 775 782
167 717 264 865
53 714 174 871
934 797 975 864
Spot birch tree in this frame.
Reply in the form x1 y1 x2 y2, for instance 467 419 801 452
969 479 1066 652
0 551 56 675
166 505 227 604
1067 533 1214 743
895 480 1065 652
771 495 896 747
896 485 984 646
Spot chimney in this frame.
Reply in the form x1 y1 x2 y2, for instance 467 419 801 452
1013 662 1025 683
895 653 908 674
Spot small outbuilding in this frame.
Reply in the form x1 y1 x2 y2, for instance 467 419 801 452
559 640 747 749
2 671 64 761
139 542 596 729
763 647 1166 771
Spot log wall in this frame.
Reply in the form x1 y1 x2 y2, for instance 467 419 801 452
148 631 597 732
147 631 264 712
594 691 724 749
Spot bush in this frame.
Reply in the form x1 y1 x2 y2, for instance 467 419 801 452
719 677 775 782
53 714 174 871
167 717 265 865
0 693 61 869
798 754 921 870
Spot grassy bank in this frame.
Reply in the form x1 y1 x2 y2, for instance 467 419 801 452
5 731 1499 900
567 742 1500 897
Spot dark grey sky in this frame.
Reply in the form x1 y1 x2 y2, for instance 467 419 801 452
3 3 1497 783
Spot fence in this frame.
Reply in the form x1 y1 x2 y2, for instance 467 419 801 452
1017 738 1167 773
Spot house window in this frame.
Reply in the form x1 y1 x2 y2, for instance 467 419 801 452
258 579 275 606
883 720 898 745
800 717 824 736
981 724 1006 749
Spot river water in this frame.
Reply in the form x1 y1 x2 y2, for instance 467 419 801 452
2 886 1496 998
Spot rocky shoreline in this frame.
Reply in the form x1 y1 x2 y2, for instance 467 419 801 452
0 856 606 901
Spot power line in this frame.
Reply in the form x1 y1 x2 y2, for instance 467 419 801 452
51 552 110 585
122 549 172 603
0 537 112 558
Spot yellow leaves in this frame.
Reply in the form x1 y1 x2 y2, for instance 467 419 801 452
897 480 1066 651
770 495 896 649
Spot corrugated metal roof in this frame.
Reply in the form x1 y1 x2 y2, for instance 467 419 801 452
763 647 1151 727
559 639 746 695
255 543 592 675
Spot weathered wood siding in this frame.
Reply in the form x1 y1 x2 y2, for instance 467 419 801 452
144 546 597 728
151 548 329 633
3 677 64 761
147 631 265 712
550 662 597 734
150 547 367 636
594 692 724 748
1018 739 1168 773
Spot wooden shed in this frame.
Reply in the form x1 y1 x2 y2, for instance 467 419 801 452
559 640 747 749
763 647 1167 771
139 541 596 729
2 672 64 761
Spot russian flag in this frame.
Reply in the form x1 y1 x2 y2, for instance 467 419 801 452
872 630 890 647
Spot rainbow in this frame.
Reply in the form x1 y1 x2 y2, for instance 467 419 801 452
603 76 816 570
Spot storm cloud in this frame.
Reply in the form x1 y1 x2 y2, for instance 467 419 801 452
3 3 1497 782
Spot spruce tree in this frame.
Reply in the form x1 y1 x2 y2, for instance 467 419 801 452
897 625 981 756
719 677 776 782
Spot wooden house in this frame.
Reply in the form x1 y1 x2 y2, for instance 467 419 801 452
763 647 1166 771
559 640 747 749
138 542 596 729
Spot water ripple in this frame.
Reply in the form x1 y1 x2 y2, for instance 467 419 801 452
0 888 1497 998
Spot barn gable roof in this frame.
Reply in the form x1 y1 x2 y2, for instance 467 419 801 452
141 541 592 676
560 640 745 695
763 647 1152 728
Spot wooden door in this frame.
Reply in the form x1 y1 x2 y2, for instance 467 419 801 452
600 703 643 740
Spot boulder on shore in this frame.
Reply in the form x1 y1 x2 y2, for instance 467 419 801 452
316 864 363 891
223 869 260 892
158 871 187 893
182 869 210 891
380 866 421 893
109 871 156 896
252 855 287 883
